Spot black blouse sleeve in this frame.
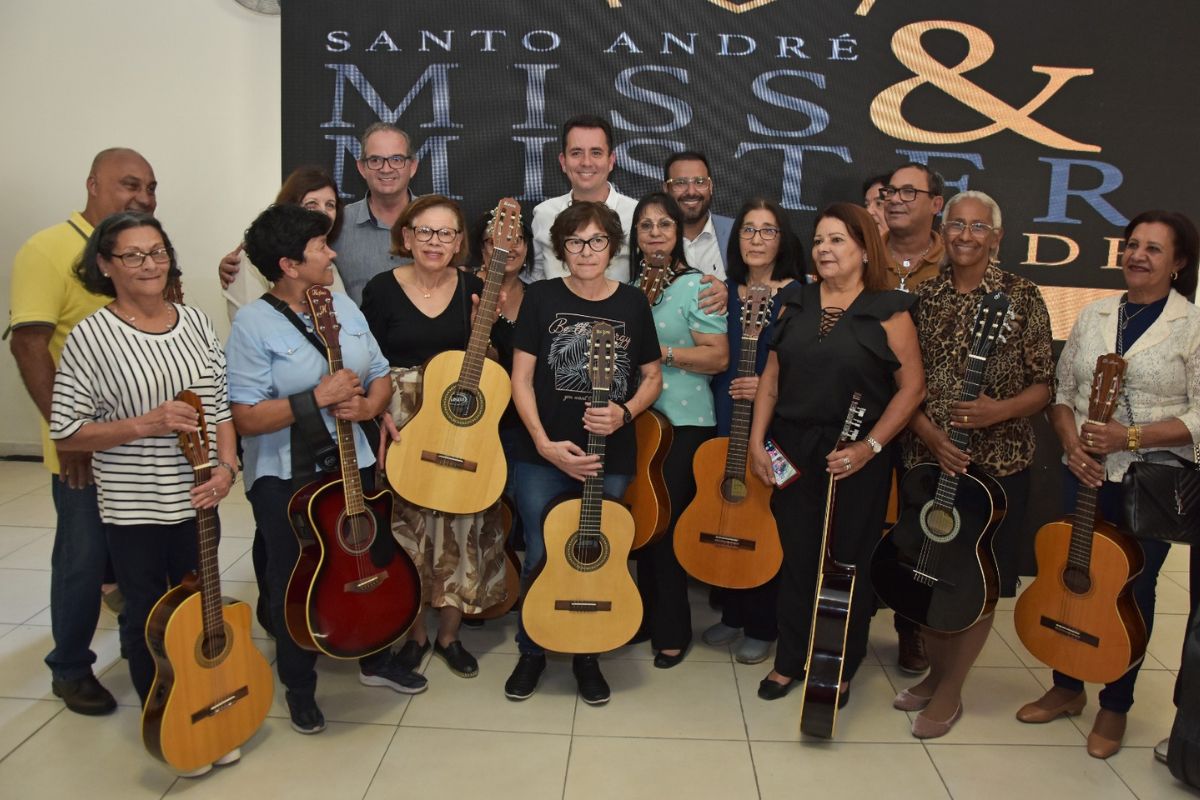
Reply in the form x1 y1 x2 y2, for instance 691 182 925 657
847 289 916 372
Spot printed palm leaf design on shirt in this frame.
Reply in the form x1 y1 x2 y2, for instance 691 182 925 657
548 317 631 401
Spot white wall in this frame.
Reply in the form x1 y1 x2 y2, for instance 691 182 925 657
0 1 281 456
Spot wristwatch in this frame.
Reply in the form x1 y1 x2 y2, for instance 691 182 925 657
865 435 883 454
616 402 633 425
665 346 675 368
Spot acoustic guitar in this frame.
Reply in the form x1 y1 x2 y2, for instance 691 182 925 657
385 198 521 514
142 390 273 773
523 322 644 653
1014 354 1147 684
871 291 1011 632
674 285 782 588
284 286 421 659
800 392 865 740
464 496 521 621
624 251 674 549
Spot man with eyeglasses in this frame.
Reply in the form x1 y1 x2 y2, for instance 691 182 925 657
8 147 158 717
663 150 734 279
879 162 946 293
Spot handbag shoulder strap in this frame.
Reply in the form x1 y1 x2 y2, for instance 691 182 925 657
1122 386 1200 465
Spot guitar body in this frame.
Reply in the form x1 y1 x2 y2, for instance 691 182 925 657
523 497 643 653
465 498 520 621
385 350 511 514
871 463 1005 632
624 409 673 549
1014 517 1147 684
800 569 855 739
285 475 421 658
674 436 781 588
142 585 273 772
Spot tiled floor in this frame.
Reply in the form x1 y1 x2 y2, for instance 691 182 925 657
0 458 1194 799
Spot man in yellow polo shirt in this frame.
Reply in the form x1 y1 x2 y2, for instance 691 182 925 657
8 147 157 715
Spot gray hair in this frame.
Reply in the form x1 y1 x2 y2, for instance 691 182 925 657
944 190 1002 229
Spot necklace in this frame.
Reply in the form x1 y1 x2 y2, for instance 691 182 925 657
888 242 933 292
411 272 449 298
110 302 175 331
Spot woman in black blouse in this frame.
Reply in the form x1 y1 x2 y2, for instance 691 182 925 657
748 203 925 703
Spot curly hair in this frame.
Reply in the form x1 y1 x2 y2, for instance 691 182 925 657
74 211 180 298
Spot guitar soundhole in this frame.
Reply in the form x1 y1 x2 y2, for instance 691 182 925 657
1062 566 1092 595
720 477 747 503
337 512 375 555
441 383 484 426
565 531 610 572
920 502 960 543
195 621 234 666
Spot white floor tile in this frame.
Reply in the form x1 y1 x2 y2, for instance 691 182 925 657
927 743 1136 799
565 736 758 800
0 532 53 570
0 696 62 760
0 568 52 624
754 740 949 799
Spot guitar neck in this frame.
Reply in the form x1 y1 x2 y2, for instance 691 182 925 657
1067 460 1104 571
192 464 224 645
580 386 609 535
461 256 507 391
725 333 761 481
328 346 366 515
934 350 989 506
820 471 843 568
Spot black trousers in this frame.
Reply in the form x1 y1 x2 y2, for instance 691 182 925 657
636 425 713 651
717 577 779 641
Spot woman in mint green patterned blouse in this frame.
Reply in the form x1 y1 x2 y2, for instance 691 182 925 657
630 192 729 668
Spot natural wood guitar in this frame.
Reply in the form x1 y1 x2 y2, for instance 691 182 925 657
674 285 782 588
523 323 644 653
1015 354 1147 683
800 393 865 740
284 286 421 659
385 198 521 514
142 391 273 773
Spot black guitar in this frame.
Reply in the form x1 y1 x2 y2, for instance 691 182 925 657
870 290 1011 633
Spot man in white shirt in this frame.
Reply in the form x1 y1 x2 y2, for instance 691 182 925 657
663 151 734 280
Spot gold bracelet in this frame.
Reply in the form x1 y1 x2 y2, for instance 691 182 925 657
1126 425 1142 451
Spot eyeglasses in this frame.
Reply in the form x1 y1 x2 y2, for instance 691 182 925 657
636 219 677 233
943 220 996 238
409 226 460 243
563 235 611 254
879 185 935 202
739 226 780 241
665 176 712 190
106 247 172 268
362 154 413 170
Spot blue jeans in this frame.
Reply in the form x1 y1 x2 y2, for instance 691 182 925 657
511 461 631 655
45 479 108 682
1052 471 1172 712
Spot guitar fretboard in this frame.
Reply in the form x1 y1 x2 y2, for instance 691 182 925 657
725 332 760 481
327 345 366 516
459 247 508 392
193 463 224 653
580 385 610 537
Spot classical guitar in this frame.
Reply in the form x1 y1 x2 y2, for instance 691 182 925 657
623 251 674 549
674 285 782 589
284 286 421 659
385 198 521 514
800 393 865 740
1015 354 1147 683
871 291 1011 632
523 322 644 653
464 496 521 621
142 390 273 773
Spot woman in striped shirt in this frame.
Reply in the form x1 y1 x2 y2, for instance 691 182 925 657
49 211 236 706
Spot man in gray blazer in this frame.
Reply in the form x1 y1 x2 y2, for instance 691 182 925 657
664 150 734 280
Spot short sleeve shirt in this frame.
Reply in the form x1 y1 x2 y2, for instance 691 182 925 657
644 270 727 427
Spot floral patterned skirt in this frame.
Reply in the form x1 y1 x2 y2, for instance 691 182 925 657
387 367 507 613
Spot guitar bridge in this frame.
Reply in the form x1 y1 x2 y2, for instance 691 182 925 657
553 600 613 612
345 572 388 593
190 686 249 723
420 450 479 473
1039 615 1100 647
699 533 756 551
910 568 955 589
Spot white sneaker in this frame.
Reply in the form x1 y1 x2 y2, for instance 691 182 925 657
214 747 242 766
176 763 212 778
1154 737 1169 764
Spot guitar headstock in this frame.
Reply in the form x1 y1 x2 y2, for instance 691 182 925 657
741 284 773 339
588 322 616 393
1087 353 1127 425
305 285 339 351
174 390 209 469
640 251 671 306
837 391 866 445
970 291 1012 356
486 197 523 255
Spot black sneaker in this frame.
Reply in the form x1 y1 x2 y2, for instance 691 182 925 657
52 674 117 716
359 654 429 695
504 653 546 701
572 655 610 705
285 691 326 734
395 639 431 672
434 640 479 678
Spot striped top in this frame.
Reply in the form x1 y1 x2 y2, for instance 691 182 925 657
49 304 232 526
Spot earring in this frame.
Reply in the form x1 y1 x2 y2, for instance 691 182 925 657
1173 271 1179 280
102 272 110 278
862 255 868 264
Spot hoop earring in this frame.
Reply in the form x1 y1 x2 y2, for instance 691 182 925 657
1173 271 1179 280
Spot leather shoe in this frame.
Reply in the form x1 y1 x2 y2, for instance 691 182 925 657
896 625 929 674
573 655 610 705
1016 688 1086 723
912 704 963 739
396 639 431 672
504 653 546 701
434 640 478 678
893 687 933 712
757 676 794 701
52 674 116 716
1087 709 1126 759
653 648 687 669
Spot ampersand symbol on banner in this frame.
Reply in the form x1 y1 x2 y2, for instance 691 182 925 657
870 21 1100 152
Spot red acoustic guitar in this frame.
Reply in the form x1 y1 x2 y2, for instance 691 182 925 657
284 286 422 659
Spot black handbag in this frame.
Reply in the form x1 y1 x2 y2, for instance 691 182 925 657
1122 450 1200 545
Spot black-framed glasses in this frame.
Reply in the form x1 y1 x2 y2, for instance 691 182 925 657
636 219 677 233
362 154 413 170
106 247 172 268
739 226 780 241
879 185 935 202
943 220 996 238
563 234 611 254
410 226 460 243
665 176 712 190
